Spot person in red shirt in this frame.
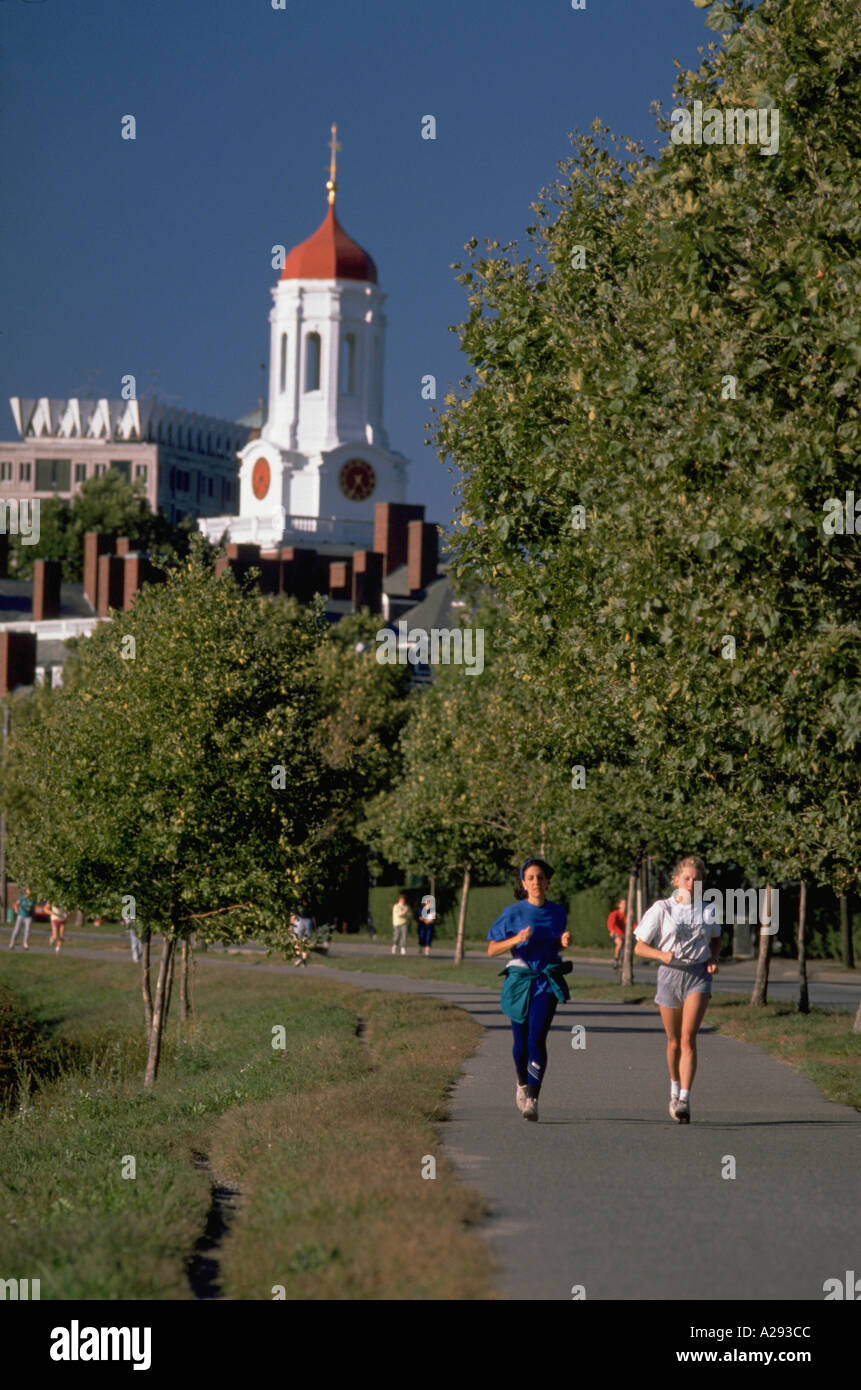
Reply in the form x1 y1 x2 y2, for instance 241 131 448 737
607 897 628 971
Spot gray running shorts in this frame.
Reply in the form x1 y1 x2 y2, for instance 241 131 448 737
655 961 712 1009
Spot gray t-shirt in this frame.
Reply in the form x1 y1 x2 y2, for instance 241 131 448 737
635 895 720 965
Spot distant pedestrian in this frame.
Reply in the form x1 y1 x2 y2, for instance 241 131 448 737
366 911 377 942
607 897 627 970
634 855 721 1124
127 923 143 962
391 893 411 955
49 905 68 952
291 909 314 967
9 887 34 950
487 858 571 1122
418 895 436 956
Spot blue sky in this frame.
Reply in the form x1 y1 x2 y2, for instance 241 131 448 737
1 0 712 526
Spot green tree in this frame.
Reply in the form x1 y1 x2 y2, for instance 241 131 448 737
2 549 342 1084
433 0 860 990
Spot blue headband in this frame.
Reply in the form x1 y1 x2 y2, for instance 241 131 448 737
520 857 553 881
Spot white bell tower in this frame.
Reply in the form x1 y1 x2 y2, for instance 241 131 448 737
228 125 408 551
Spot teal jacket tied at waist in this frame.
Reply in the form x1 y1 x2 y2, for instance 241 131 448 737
499 961 571 1023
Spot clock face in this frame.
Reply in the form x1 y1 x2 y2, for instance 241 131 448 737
251 457 271 500
339 458 376 502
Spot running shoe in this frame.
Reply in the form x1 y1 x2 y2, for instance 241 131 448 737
674 1098 690 1124
516 1084 529 1113
523 1097 538 1122
669 1097 680 1120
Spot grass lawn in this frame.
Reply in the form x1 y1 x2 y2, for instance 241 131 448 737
0 956 493 1300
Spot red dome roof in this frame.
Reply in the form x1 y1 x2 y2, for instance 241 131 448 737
280 205 378 284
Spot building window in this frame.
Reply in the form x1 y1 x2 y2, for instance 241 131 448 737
135 464 148 481
279 333 288 394
167 425 173 446
305 332 321 391
222 478 232 503
207 476 214 497
340 333 356 395
110 460 131 481
0 462 13 481
74 463 87 483
93 463 107 478
35 459 71 491
19 462 31 482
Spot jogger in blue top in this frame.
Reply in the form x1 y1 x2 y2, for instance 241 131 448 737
487 858 570 1122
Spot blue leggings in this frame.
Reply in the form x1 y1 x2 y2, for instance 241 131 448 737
511 990 558 1096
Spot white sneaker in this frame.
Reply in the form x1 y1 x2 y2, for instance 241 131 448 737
674 1097 690 1124
400 948 405 955
516 1084 529 1113
669 1097 680 1120
391 946 396 954
523 1097 538 1122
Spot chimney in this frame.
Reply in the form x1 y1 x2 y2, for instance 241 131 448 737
407 521 438 595
328 558 353 600
214 543 262 588
373 502 425 577
115 536 133 557
352 550 384 614
97 554 126 615
280 547 319 603
33 559 62 621
83 533 115 609
122 554 165 611
0 631 36 695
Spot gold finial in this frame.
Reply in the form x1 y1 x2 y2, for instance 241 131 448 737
326 122 341 205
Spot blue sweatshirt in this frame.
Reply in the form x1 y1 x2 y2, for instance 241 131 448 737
487 899 568 997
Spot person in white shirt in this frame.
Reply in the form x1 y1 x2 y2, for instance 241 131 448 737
391 894 411 955
634 855 721 1124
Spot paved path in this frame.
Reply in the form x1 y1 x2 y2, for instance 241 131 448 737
10 942 860 1300
19 927 861 1010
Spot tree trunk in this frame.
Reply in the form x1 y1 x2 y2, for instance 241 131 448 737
141 928 153 1042
453 864 471 966
797 881 809 1015
144 935 176 1087
179 938 191 1023
621 869 637 986
840 893 854 970
751 884 773 1007
163 937 176 1031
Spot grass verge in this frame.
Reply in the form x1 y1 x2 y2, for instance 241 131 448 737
0 955 492 1299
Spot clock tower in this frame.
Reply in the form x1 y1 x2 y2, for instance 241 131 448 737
224 126 408 551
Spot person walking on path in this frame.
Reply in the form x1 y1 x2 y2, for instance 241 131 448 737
391 893 412 956
606 896 627 970
49 904 68 952
634 855 721 1124
418 895 436 956
9 887 34 950
290 909 315 967
487 858 571 1122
